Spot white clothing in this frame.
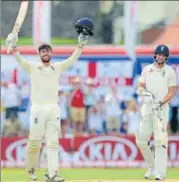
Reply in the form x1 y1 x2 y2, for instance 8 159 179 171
14 47 82 177
58 95 68 120
29 104 61 139
1 83 20 108
20 84 30 99
105 94 121 117
137 63 177 177
123 111 140 134
139 103 169 177
139 63 177 103
84 88 97 106
14 48 82 105
88 112 103 131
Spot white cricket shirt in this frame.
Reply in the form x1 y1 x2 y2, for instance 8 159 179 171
14 48 82 105
139 63 177 103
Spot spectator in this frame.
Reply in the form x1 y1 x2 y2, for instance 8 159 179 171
88 106 104 135
169 86 179 133
96 95 106 132
3 112 22 136
96 95 106 115
58 89 69 137
105 87 121 134
84 78 97 114
69 77 86 134
105 87 122 134
19 80 30 112
1 103 6 134
122 99 141 135
1 81 21 119
18 81 31 131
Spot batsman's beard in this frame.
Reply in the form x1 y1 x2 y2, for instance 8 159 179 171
41 55 51 63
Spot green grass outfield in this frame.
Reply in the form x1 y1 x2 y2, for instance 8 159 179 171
1 37 78 45
2 168 179 181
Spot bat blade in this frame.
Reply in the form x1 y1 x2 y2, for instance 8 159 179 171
7 1 29 53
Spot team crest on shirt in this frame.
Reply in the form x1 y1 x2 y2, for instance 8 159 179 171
34 118 38 124
162 71 165 77
148 68 153 73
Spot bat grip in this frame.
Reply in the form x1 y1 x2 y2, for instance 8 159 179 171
7 43 12 54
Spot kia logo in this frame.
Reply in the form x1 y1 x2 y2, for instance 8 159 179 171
6 139 66 161
79 136 138 161
6 139 28 161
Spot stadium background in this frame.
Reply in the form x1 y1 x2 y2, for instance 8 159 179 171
1 1 179 181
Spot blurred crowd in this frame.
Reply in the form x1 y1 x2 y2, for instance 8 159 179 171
1 77 179 138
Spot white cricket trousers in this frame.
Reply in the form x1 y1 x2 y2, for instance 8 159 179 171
29 104 61 140
29 104 61 177
139 103 169 144
137 103 169 177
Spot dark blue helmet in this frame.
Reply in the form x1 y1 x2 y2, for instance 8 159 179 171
154 44 170 63
154 44 170 57
74 17 94 36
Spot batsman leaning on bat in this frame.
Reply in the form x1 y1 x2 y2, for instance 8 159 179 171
6 17 93 182
136 44 177 181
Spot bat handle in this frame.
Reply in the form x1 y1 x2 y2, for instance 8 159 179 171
7 43 12 54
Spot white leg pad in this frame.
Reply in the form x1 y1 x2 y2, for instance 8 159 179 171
154 132 168 178
154 145 167 178
136 131 154 168
153 110 168 178
46 141 59 178
26 139 42 170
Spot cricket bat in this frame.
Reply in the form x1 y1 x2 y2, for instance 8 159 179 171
7 0 29 54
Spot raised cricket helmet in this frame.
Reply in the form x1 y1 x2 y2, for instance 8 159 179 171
74 17 94 36
154 44 170 63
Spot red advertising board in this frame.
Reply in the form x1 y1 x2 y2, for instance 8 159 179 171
1 135 179 168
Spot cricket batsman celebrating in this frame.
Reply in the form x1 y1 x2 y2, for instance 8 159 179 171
136 44 177 180
5 17 94 182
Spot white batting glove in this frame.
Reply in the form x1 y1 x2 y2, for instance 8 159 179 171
78 33 89 47
5 33 18 50
143 91 153 97
154 101 163 111
138 90 153 98
140 91 154 104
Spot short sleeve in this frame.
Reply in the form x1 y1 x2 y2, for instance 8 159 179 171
138 67 147 83
168 68 177 87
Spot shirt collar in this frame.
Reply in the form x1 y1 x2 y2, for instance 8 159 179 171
38 62 55 70
151 63 166 71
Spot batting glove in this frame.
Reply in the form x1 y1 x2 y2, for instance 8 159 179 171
140 91 154 104
78 33 89 47
6 33 18 49
154 101 163 111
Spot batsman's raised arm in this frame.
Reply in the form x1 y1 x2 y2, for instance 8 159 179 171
56 17 93 72
14 51 31 73
6 33 31 73
56 33 89 72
